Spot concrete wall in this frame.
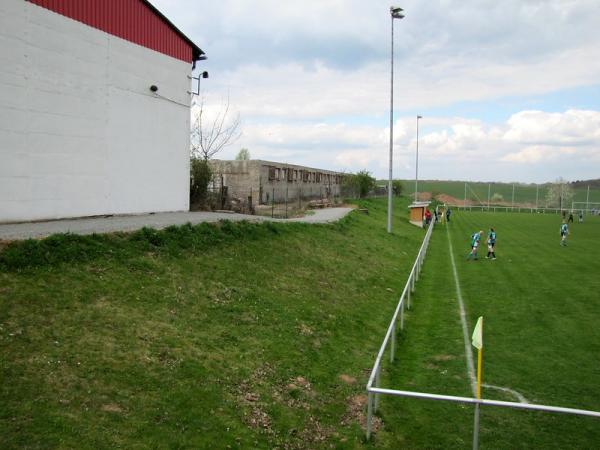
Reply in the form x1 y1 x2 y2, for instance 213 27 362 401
211 160 343 205
0 0 191 223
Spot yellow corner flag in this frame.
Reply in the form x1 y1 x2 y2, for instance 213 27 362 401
472 316 483 399
472 316 483 350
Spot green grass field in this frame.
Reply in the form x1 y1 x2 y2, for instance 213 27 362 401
1 199 598 448
374 210 600 448
395 179 600 206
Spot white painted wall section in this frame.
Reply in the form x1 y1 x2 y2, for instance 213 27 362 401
0 0 191 223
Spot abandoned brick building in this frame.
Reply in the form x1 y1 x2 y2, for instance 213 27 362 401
209 160 345 205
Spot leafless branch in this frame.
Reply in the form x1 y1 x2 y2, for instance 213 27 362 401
191 96 241 160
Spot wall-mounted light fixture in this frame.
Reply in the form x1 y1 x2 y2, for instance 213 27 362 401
150 85 158 92
189 71 209 96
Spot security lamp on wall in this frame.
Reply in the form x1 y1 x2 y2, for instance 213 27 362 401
190 71 209 96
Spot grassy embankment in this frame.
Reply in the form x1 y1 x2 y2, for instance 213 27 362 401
1 197 427 449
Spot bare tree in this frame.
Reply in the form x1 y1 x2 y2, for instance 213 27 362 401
546 177 574 209
191 96 241 160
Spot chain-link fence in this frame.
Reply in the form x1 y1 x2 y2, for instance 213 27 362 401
399 180 600 210
204 185 346 219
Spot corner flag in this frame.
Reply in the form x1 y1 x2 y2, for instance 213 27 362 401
472 316 483 350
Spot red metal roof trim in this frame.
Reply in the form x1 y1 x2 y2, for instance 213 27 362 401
27 0 205 64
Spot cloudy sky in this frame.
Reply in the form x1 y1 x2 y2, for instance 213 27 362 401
155 0 600 183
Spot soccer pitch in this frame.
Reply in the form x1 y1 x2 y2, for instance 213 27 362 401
375 211 600 449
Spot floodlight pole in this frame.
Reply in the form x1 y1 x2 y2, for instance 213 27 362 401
586 185 590 212
512 184 515 210
387 6 404 234
415 115 422 202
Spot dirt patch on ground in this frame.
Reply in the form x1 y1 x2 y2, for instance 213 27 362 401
297 323 313 336
435 193 538 209
435 193 470 205
341 394 382 433
101 403 123 414
416 192 432 201
432 354 456 361
338 374 357 385
236 364 276 434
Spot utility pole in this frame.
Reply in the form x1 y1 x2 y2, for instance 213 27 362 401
487 183 491 210
536 184 539 210
464 182 467 208
586 185 590 212
415 115 422 202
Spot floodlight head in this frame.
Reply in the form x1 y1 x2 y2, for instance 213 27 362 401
417 115 423 119
201 71 209 79
390 6 405 19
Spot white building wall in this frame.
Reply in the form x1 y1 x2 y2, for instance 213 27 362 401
0 0 191 223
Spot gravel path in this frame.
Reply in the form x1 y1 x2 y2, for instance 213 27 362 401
0 208 354 241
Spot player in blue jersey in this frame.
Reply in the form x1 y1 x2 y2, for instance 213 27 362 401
467 230 483 260
486 227 497 259
560 221 569 246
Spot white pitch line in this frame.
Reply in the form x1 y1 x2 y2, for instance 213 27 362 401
482 383 529 404
446 225 528 404
446 225 478 397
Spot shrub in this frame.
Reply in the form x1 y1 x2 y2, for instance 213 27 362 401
342 170 376 198
190 158 212 208
393 180 403 197
491 193 504 202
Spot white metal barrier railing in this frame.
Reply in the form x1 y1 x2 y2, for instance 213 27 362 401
452 204 571 214
365 215 600 447
366 217 435 438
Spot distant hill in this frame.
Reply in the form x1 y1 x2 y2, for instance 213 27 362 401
570 179 600 189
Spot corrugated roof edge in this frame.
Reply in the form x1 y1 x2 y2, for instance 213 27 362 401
143 0 205 64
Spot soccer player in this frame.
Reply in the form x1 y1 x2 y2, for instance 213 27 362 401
467 230 483 260
486 227 497 259
560 221 569 246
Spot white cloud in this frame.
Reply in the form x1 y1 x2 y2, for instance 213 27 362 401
150 0 600 182
221 109 600 182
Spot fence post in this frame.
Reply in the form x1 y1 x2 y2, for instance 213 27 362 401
271 187 275 218
400 299 405 329
285 186 288 218
366 392 374 440
374 368 381 412
391 322 396 362
473 403 481 450
249 187 253 214
407 281 411 309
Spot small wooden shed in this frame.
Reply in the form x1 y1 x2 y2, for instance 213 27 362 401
408 201 431 228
